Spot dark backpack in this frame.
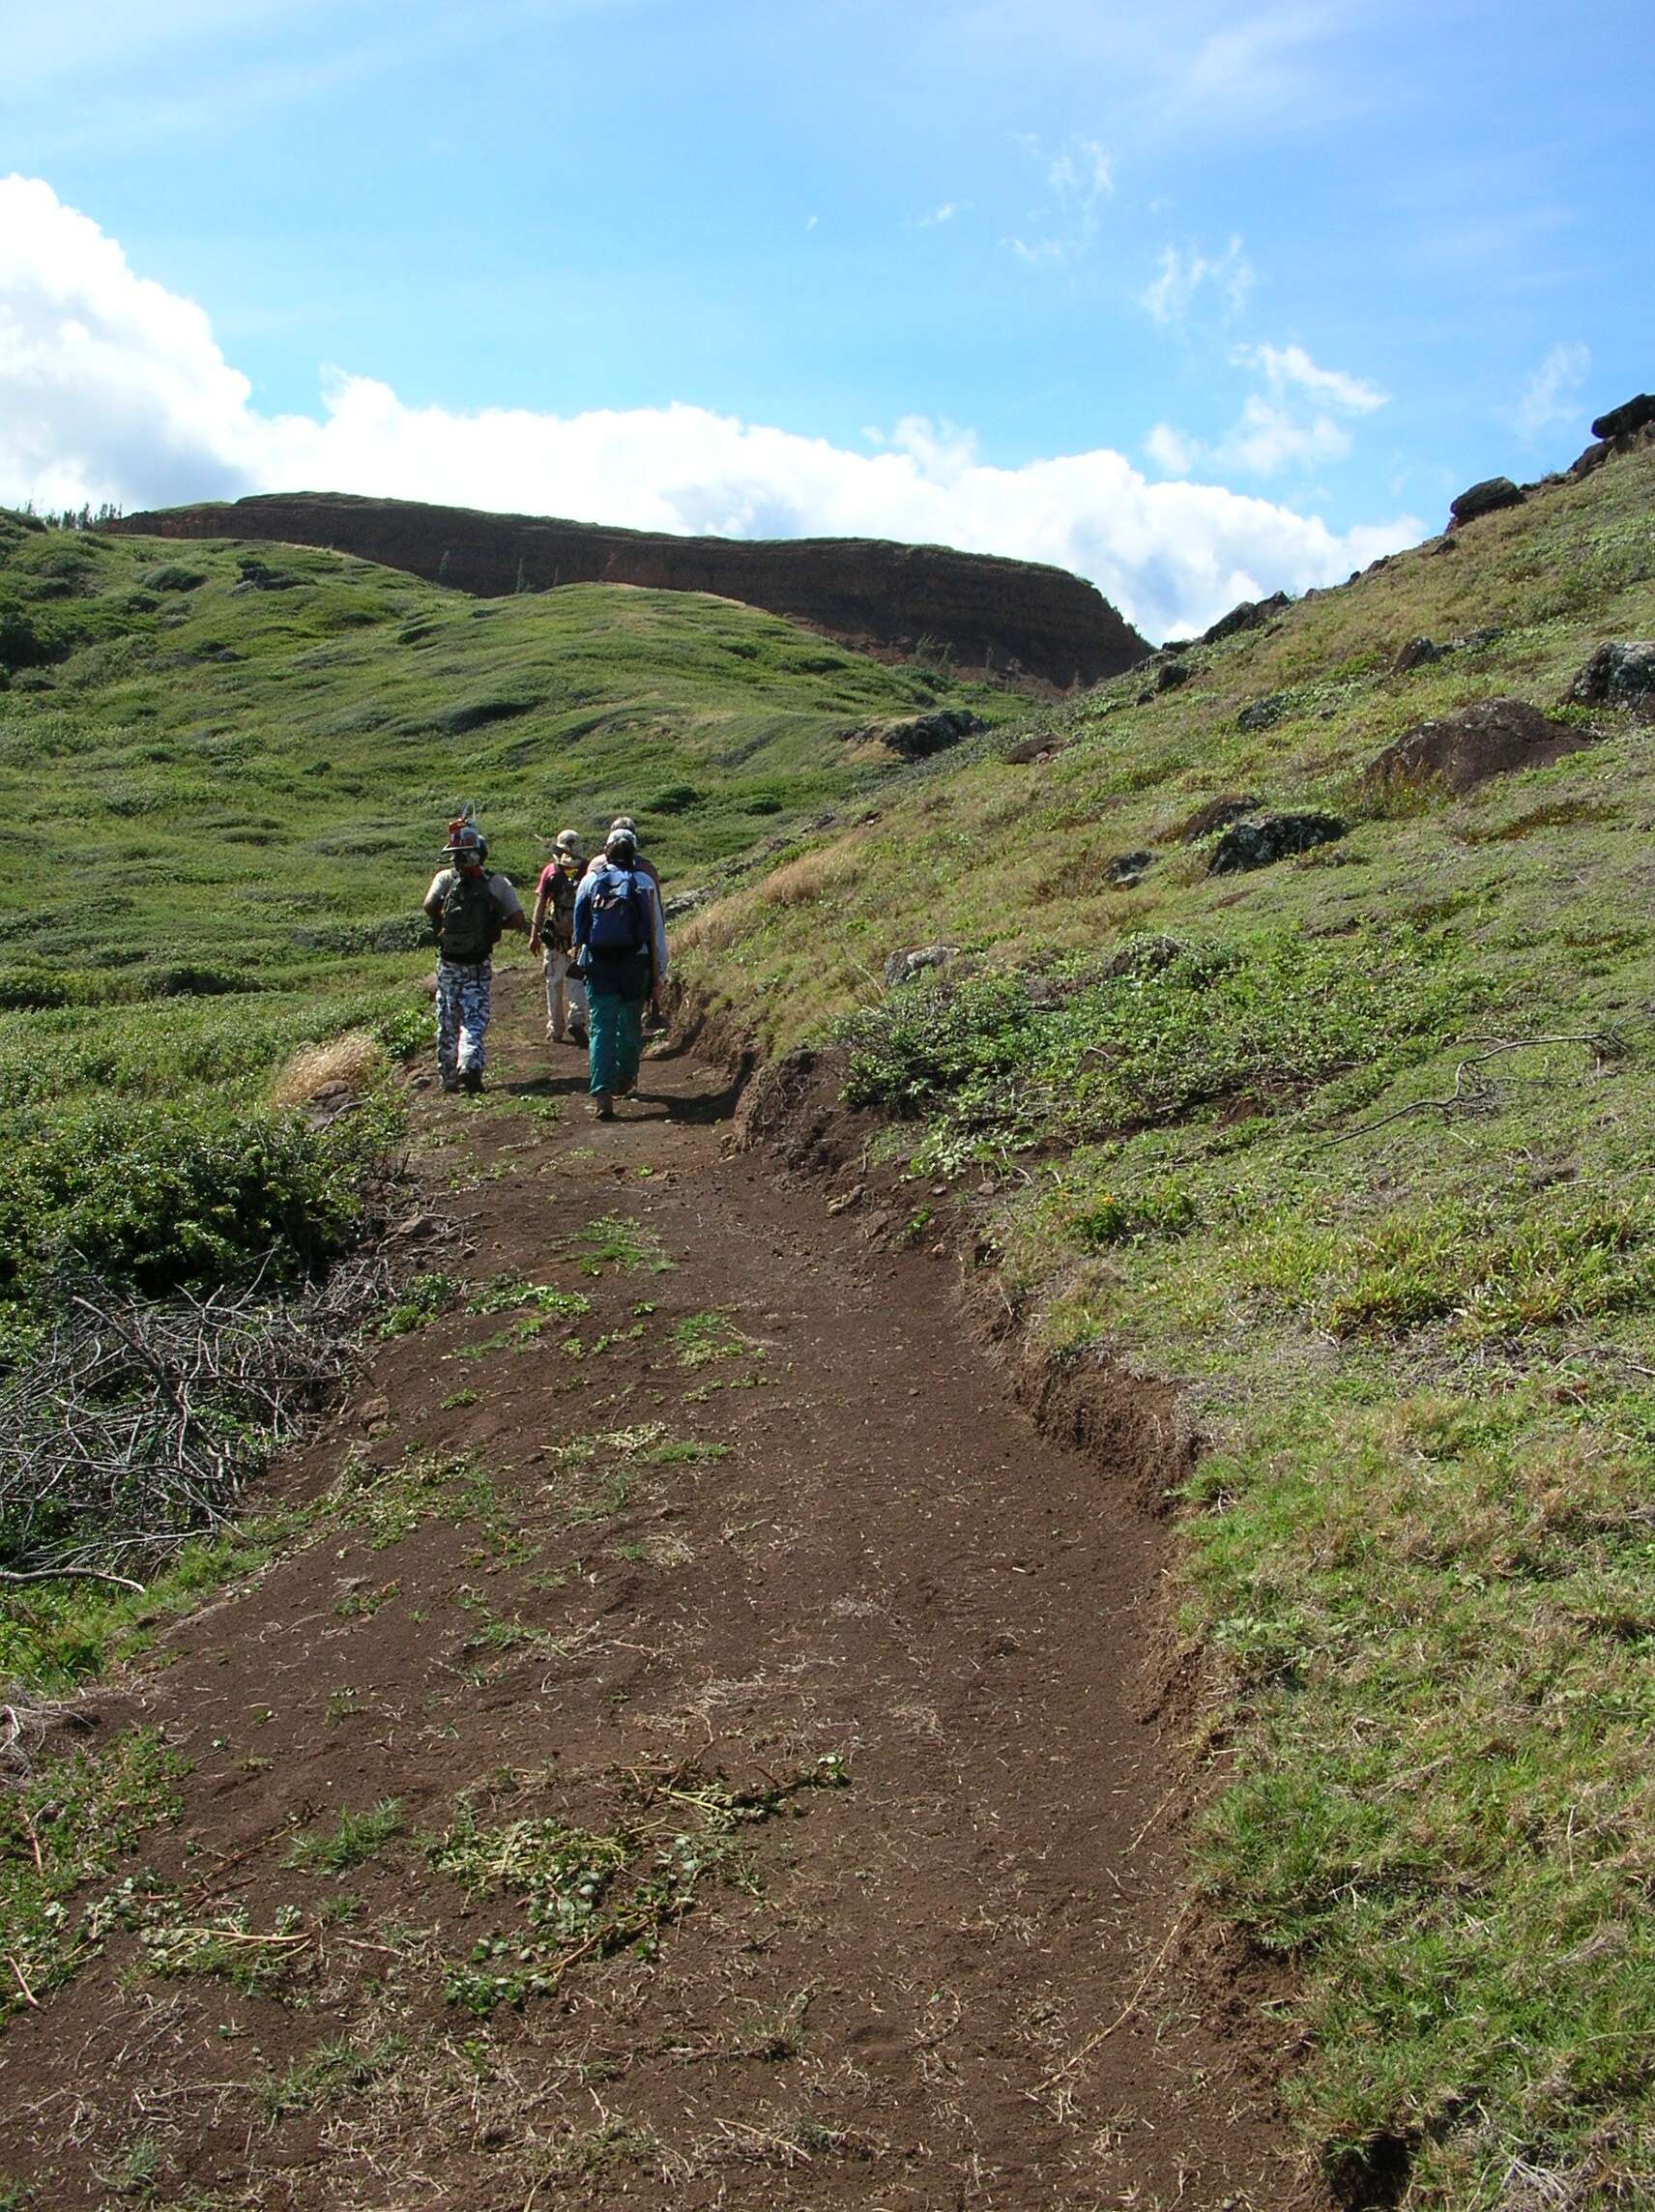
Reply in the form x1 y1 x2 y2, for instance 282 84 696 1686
440 870 503 965
586 866 648 957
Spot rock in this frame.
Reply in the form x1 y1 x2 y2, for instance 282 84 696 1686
1363 697 1592 796
1175 793 1263 842
357 1395 392 1437
1237 692 1292 733
1099 934 1184 978
1002 729 1068 765
1394 626 1503 674
234 557 301 592
1568 641 1655 716
1154 657 1192 692
142 564 207 593
847 708 984 761
1449 477 1524 527
1200 591 1291 648
1107 852 1154 887
111 492 1152 690
884 944 965 990
1591 393 1655 442
1208 813 1347 874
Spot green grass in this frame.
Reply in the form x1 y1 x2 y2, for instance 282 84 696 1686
0 518 1007 1030
426 1755 847 2015
0 1728 186 2024
679 447 1655 2205
283 1798 405 1875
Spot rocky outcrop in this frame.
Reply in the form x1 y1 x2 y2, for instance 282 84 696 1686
1208 813 1347 874
1199 590 1291 647
1393 627 1502 673
843 708 985 760
111 491 1150 691
1449 478 1525 528
1591 394 1655 442
1569 641 1655 716
1363 698 1592 796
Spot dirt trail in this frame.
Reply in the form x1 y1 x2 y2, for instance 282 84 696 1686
0 973 1315 2209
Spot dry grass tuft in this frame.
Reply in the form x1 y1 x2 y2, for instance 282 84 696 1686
270 1031 387 1107
759 842 859 909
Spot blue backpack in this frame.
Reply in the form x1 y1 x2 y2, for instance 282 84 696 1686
586 865 648 956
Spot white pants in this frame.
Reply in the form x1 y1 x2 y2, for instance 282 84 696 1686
544 948 589 1037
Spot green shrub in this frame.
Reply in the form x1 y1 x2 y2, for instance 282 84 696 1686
0 1097 382 1304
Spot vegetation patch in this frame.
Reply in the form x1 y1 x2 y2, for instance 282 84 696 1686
0 1729 186 2023
427 1754 849 2015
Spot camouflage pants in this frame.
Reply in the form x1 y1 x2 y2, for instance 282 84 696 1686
436 960 492 1085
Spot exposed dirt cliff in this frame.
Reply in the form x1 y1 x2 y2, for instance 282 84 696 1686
112 491 1149 689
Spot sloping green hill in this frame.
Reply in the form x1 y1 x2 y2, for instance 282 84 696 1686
678 446 1655 2205
0 520 1008 1028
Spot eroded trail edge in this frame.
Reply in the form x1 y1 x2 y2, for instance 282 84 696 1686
0 974 1315 2210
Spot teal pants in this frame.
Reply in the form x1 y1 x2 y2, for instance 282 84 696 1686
588 986 644 1097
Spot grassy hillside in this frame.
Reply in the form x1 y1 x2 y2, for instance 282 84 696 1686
0 510 1006 1289
0 512 1008 1033
0 514 1008 1592
677 447 1655 2207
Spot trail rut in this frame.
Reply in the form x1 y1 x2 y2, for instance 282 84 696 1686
0 972 1317 2209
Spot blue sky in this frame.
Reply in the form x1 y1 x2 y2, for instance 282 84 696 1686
3 0 1649 637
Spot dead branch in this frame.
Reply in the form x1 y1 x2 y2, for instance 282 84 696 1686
0 1254 392 1587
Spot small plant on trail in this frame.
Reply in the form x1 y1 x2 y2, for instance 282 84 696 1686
284 1798 404 1875
375 1271 453 1337
253 2032 407 2122
427 1755 849 2015
671 1309 763 1367
0 1729 184 2021
464 1275 590 1320
558 1213 672 1276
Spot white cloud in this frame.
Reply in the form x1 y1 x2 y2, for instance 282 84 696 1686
1141 236 1254 325
917 201 961 228
1151 337 1387 481
1234 340 1386 413
1513 340 1591 441
1144 422 1197 476
1004 131 1115 270
0 175 1422 642
1218 395 1352 475
1047 136 1113 204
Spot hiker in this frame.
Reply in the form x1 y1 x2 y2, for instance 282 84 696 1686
585 816 665 1031
528 828 589 1046
422 814 528 1093
572 828 667 1120
583 815 661 891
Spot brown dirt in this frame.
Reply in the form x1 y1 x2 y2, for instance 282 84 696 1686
0 970 1323 2211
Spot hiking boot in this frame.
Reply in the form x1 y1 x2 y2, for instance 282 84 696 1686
440 1078 461 1094
461 1068 483 1095
569 1020 589 1049
616 1075 636 1097
591 1092 614 1121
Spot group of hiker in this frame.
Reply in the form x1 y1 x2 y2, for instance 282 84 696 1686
422 811 666 1121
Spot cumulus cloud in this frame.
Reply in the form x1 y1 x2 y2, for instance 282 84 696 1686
0 175 1420 641
1513 340 1591 441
